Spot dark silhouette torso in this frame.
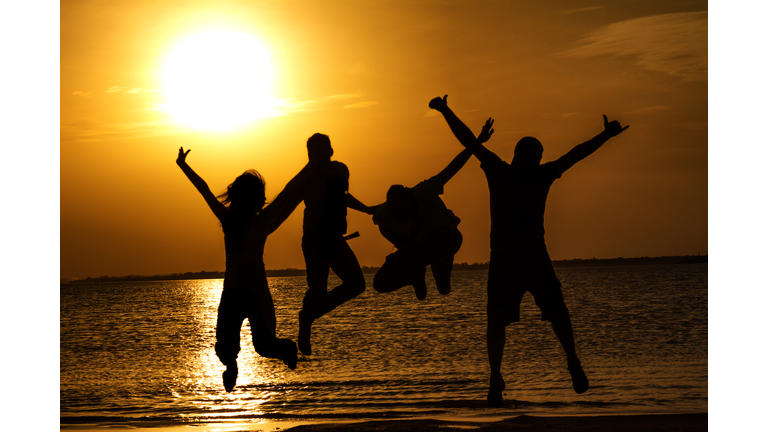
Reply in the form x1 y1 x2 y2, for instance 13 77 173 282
481 157 564 250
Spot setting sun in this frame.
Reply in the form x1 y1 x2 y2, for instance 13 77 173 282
160 30 277 131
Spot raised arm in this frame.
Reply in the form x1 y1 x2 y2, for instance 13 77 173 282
429 95 497 164
176 147 228 222
261 162 314 234
436 148 473 185
554 115 629 173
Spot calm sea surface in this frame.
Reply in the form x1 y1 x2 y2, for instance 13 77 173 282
60 264 707 427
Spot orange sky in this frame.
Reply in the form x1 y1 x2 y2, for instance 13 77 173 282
59 0 708 280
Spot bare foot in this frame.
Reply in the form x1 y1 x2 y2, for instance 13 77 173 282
568 360 589 394
487 374 505 408
223 363 238 392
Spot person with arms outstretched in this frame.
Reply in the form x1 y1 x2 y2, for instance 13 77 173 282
298 133 377 355
176 147 312 392
429 95 628 407
372 124 492 300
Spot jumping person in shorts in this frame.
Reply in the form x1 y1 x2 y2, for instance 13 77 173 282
297 133 377 355
429 95 628 407
371 125 492 300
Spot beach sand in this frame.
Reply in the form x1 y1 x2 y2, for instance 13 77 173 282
60 413 707 431
283 413 708 432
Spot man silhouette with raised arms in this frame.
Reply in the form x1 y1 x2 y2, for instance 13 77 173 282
429 95 628 407
298 133 377 355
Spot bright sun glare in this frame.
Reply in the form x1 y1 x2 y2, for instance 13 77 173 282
161 30 277 132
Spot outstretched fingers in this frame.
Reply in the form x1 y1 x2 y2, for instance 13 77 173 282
478 117 495 143
177 147 191 163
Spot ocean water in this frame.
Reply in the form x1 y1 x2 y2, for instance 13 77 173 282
60 264 707 427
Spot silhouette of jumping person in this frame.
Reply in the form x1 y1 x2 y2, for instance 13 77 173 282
298 133 377 355
176 147 312 392
429 95 628 407
372 138 491 300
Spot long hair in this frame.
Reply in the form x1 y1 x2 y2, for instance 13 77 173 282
217 169 267 215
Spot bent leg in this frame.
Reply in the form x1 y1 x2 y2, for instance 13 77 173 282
215 291 244 367
322 238 366 316
428 228 463 295
550 310 577 362
485 251 523 407
487 319 507 407
299 234 329 354
550 309 589 394
242 285 298 370
215 290 245 392
250 317 298 370
373 250 412 293
301 234 331 319
529 247 589 394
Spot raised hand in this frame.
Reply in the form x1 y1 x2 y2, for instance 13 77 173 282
177 147 191 165
429 95 448 112
478 117 495 144
603 115 629 137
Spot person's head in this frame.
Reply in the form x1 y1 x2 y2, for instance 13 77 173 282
386 184 416 219
307 133 333 164
218 169 267 215
512 136 543 168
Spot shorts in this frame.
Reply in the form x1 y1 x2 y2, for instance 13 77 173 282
373 226 462 293
486 244 568 325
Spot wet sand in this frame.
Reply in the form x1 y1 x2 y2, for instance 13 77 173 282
60 413 707 431
282 413 707 432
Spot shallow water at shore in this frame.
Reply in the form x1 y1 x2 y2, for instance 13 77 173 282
60 264 707 428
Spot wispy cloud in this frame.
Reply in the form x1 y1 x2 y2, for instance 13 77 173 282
61 118 193 144
104 86 157 94
343 101 378 109
62 91 376 142
561 112 580 118
125 88 156 94
275 92 375 114
322 92 367 101
72 88 157 97
623 106 671 115
562 11 707 82
562 6 604 14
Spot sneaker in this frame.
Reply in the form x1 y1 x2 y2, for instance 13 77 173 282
298 310 313 355
222 363 238 392
568 360 589 394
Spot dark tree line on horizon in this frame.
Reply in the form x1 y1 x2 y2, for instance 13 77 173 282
62 255 706 284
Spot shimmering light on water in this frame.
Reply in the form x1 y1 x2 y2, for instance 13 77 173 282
61 264 706 426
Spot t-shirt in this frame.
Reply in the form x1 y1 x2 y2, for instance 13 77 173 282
302 161 349 236
221 211 268 291
480 154 566 251
373 176 460 245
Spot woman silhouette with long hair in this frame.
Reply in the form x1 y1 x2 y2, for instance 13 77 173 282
176 147 312 392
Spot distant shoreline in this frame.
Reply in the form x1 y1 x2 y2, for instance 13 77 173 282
63 255 706 284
